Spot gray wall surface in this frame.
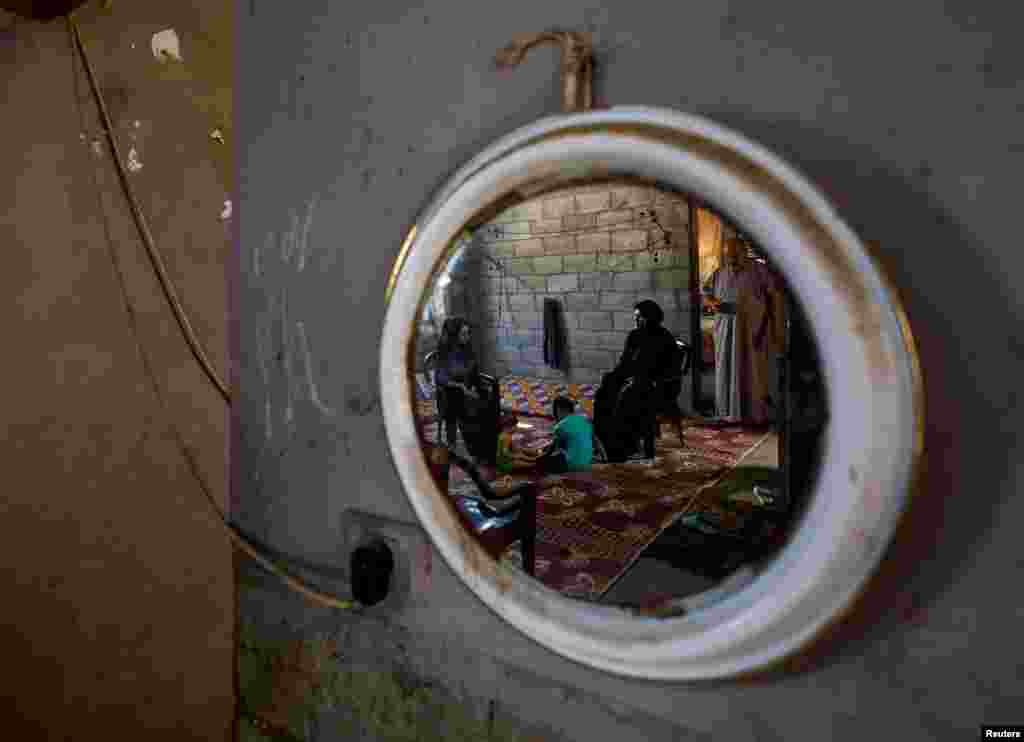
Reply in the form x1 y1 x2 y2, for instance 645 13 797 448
237 1 1024 739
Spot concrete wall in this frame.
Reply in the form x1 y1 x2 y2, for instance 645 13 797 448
237 0 1018 740
1 1 233 738
476 181 692 383
414 181 693 385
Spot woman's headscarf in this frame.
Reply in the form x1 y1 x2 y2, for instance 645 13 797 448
634 300 665 328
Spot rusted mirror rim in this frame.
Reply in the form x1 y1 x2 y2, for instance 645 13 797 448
380 106 923 680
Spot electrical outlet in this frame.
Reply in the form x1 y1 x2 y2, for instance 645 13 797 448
339 508 428 616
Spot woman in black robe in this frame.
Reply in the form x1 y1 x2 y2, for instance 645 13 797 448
594 300 680 461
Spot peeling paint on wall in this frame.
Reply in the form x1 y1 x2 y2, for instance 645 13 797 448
151 28 182 62
126 146 143 172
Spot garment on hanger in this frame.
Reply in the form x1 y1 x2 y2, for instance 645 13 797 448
542 298 565 369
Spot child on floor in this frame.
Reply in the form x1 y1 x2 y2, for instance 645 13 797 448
495 415 543 474
535 396 594 474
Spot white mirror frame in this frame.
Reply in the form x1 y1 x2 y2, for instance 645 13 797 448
380 106 924 680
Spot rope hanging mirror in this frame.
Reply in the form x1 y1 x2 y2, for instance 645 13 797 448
380 30 923 680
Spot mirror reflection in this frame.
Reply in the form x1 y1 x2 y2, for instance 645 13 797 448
412 178 827 617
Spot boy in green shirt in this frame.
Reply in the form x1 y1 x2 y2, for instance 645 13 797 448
537 396 593 474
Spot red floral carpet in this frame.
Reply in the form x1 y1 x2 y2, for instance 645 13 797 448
441 416 770 601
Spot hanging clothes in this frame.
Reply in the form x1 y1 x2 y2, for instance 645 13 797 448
542 298 566 369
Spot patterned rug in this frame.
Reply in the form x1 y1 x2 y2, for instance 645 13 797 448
497 376 598 419
442 416 771 601
413 374 597 420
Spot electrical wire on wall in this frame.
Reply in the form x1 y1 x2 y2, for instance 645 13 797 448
67 15 356 612
68 18 230 406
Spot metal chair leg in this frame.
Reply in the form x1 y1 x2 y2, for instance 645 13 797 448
674 416 686 449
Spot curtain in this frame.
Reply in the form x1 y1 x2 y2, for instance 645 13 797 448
696 208 723 287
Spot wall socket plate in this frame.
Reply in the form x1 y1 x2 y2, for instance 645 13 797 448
339 508 428 616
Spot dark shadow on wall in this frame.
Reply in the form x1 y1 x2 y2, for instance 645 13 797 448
684 110 1020 679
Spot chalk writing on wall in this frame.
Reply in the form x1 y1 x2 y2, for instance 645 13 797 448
253 194 335 452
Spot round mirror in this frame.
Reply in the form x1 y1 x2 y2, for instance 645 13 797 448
380 107 922 680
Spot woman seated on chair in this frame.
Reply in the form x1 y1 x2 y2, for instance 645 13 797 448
435 317 494 458
594 299 679 461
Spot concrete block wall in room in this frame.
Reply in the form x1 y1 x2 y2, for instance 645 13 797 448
428 181 693 385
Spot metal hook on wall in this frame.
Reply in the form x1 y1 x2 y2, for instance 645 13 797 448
495 29 594 113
